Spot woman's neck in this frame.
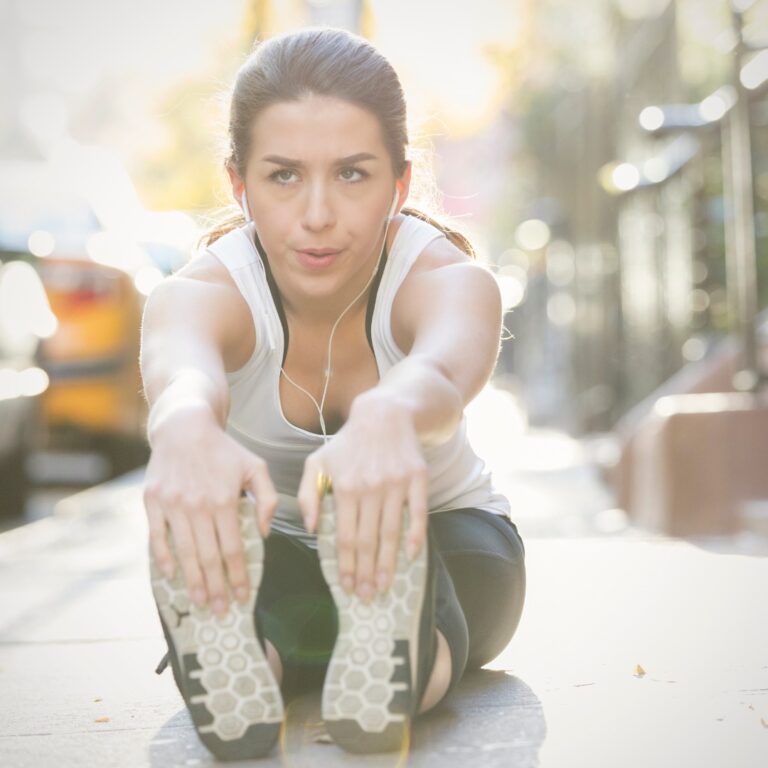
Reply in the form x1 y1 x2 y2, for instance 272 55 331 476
281 281 373 332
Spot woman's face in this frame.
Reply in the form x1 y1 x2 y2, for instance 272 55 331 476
230 93 410 317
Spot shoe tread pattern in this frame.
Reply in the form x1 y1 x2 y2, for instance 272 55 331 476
149 496 283 759
317 494 427 752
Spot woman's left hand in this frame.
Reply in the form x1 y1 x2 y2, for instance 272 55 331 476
297 395 428 603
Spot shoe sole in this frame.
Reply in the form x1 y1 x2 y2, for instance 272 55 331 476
317 493 428 753
149 495 283 761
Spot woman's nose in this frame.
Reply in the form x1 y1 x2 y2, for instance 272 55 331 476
301 187 336 231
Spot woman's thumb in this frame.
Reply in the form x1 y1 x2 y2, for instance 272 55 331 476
242 455 278 539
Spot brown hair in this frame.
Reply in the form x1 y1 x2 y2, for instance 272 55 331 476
198 26 475 259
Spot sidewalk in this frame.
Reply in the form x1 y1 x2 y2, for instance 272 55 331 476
1 390 767 766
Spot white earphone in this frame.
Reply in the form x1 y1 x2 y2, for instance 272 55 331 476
241 190 252 223
386 187 399 221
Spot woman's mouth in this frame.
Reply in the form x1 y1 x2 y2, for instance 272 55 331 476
296 249 342 269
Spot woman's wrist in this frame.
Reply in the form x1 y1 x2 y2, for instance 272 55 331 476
146 369 229 448
147 395 222 449
350 390 412 429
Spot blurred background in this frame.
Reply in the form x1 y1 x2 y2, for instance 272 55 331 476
1 0 767 545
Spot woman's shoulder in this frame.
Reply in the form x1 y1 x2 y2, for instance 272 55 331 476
170 251 257 372
173 250 240 292
389 216 472 353
175 246 254 316
402 218 471 277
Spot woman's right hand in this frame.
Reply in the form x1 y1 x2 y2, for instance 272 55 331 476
143 410 279 617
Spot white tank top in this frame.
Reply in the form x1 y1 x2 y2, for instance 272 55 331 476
207 216 512 549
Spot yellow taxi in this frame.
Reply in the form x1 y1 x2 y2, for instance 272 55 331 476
1 159 195 478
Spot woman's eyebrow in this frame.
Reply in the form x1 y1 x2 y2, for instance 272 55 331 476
260 152 379 167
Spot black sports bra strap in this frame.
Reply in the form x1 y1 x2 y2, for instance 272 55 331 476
253 233 389 367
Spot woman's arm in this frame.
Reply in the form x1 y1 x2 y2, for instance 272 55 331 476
142 271 251 438
298 251 503 602
349 354 463 448
140 276 278 615
351 258 503 446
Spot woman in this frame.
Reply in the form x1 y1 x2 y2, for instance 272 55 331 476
141 26 526 761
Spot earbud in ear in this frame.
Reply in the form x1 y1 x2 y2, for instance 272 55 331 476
240 190 252 223
387 189 400 221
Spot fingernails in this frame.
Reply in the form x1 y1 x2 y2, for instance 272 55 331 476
376 572 389 593
162 565 174 580
192 588 206 607
406 540 418 561
235 586 249 603
357 583 374 603
341 575 354 594
212 598 227 616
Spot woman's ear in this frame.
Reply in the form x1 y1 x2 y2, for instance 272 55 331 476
226 162 245 204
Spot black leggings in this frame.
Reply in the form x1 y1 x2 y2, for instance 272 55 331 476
255 507 526 707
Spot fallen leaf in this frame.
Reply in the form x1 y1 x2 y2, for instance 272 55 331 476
633 664 646 678
761 718 768 729
308 719 333 744
95 716 110 723
93 698 102 703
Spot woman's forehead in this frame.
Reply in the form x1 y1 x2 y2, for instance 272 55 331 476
250 95 387 159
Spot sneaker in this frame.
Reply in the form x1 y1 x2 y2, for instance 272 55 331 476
317 491 438 753
149 492 284 761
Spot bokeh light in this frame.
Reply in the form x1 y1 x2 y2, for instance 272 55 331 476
27 230 55 257
515 219 551 251
612 163 640 192
639 106 664 131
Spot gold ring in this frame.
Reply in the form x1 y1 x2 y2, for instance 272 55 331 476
316 470 333 497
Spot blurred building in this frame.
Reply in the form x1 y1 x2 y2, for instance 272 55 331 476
491 0 768 436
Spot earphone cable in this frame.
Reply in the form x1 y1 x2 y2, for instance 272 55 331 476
278 220 391 445
241 186 397 446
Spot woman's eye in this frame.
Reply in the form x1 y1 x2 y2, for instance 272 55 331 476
270 169 297 183
269 167 367 184
340 167 368 182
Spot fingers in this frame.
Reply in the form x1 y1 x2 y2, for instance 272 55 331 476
355 493 382 603
214 508 250 604
406 467 429 560
143 441 279 618
146 487 253 617
244 458 279 538
190 512 230 617
145 491 174 579
166 512 207 607
375 489 404 594
334 483 359 597
297 455 322 533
